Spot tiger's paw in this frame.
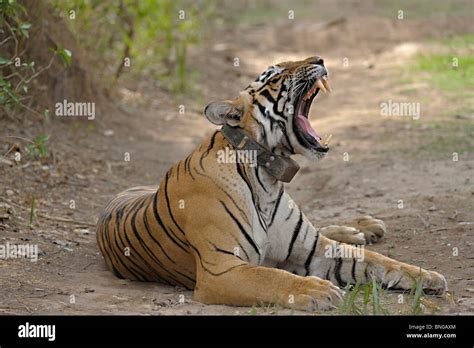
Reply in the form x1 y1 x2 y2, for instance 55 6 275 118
289 277 343 312
319 225 366 245
383 265 447 296
348 216 386 244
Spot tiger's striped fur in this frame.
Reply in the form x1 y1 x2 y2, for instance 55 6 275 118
97 56 447 311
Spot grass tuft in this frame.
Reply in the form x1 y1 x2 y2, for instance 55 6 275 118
412 54 474 94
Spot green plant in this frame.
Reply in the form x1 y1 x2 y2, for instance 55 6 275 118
0 0 70 116
50 0 216 94
412 54 474 93
370 276 388 315
338 275 390 315
339 283 364 315
29 195 36 225
27 134 49 160
249 304 257 316
410 276 425 315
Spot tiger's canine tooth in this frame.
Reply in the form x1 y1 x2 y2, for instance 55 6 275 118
316 79 327 93
321 78 332 92
304 83 317 100
324 134 332 146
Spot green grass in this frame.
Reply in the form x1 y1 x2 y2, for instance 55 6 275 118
399 87 418 95
376 0 471 19
380 117 474 159
234 4 289 26
441 34 474 50
249 304 258 315
406 34 474 95
410 276 425 315
338 277 390 315
413 119 474 156
29 195 36 226
231 0 472 26
338 275 443 315
26 134 49 160
391 35 474 158
411 54 474 94
339 282 364 315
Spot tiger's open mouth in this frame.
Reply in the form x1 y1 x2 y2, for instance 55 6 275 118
293 75 331 152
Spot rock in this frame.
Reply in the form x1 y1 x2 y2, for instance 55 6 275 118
52 239 68 247
0 202 14 219
0 158 14 166
74 228 90 235
6 190 14 196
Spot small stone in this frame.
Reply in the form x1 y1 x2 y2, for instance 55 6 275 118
0 202 14 219
74 228 90 235
6 190 14 196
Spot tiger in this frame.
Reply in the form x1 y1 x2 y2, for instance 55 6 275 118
96 56 447 311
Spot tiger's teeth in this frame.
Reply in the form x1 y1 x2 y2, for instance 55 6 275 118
323 134 332 146
321 78 332 92
316 79 327 93
304 83 317 100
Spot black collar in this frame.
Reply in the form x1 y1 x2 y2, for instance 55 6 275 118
220 124 300 183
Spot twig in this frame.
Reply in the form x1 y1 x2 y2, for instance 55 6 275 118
3 135 34 143
35 212 96 227
115 0 135 79
4 20 18 58
2 144 16 157
19 101 44 118
83 262 96 270
416 213 430 228
3 71 23 80
0 197 96 227
14 296 33 313
423 226 459 233
429 227 448 232
0 36 12 46
29 195 36 225
22 53 56 86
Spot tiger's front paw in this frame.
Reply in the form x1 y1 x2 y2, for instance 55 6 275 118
289 277 343 312
349 216 386 244
384 265 447 296
421 270 448 295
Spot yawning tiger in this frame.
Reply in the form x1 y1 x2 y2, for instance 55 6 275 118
96 56 447 311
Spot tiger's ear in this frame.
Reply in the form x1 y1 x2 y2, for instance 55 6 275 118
204 99 244 126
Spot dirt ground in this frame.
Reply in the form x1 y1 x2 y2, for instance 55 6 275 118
1 13 473 315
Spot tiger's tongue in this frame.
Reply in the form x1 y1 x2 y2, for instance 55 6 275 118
297 115 321 141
